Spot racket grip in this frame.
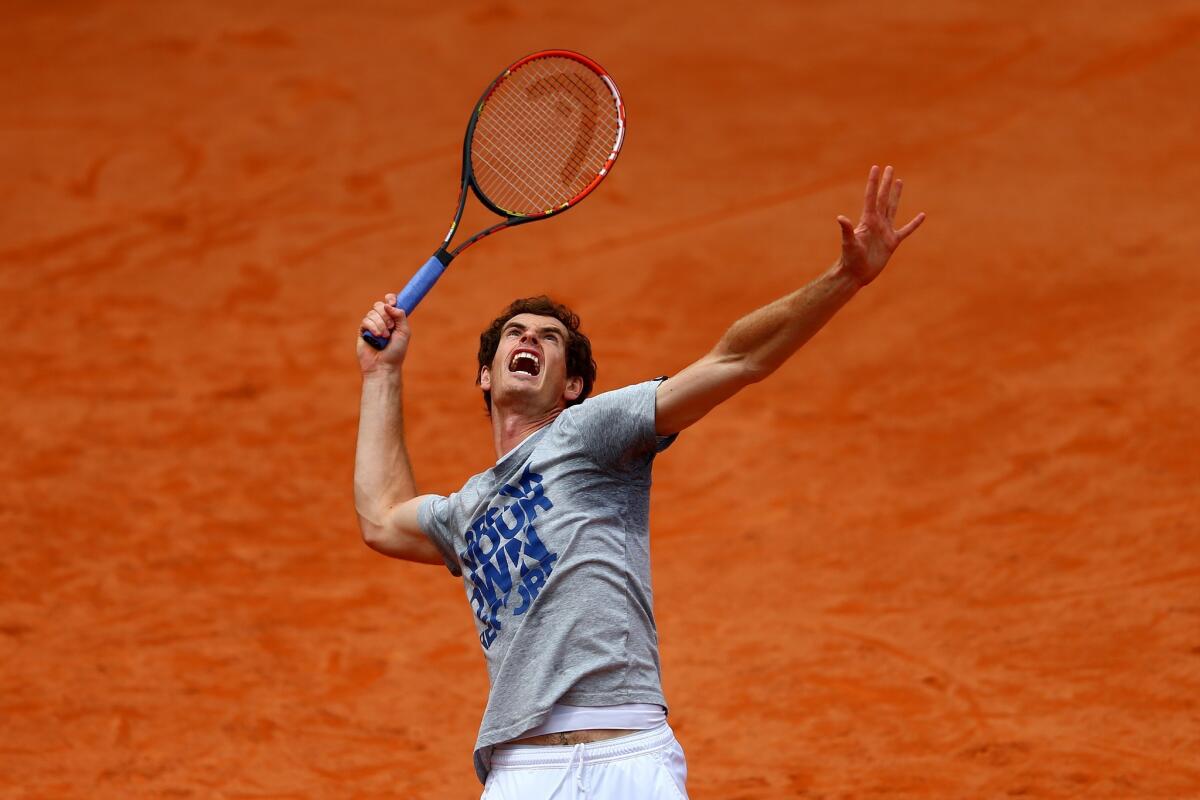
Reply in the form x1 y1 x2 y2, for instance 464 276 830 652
361 252 451 350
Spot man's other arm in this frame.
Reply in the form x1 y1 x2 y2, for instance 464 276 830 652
656 165 926 436
354 295 444 565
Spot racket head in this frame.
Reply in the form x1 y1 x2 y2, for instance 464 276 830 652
464 50 625 221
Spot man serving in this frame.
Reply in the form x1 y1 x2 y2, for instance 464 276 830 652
354 165 925 798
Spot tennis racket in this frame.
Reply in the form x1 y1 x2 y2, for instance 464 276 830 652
361 49 626 349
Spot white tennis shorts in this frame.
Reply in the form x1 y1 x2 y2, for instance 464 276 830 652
482 722 689 799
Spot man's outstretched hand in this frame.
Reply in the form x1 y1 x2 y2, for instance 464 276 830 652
837 165 926 287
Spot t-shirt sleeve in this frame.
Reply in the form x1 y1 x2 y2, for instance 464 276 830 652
567 378 677 472
418 494 464 577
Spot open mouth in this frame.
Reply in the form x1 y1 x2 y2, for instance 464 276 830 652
508 349 541 377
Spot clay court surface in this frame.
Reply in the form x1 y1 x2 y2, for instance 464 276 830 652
2 1 1198 797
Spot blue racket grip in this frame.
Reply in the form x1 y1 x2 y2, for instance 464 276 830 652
361 253 449 350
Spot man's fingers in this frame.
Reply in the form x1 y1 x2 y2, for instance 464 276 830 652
359 295 407 340
362 315 384 336
372 301 396 328
365 309 390 334
887 179 903 221
896 212 927 241
863 165 880 215
876 165 894 217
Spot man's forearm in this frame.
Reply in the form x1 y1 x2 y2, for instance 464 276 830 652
353 369 418 533
716 260 862 380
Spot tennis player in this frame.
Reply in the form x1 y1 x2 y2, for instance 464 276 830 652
354 165 924 798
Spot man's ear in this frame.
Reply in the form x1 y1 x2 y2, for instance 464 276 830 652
564 375 583 402
480 366 491 392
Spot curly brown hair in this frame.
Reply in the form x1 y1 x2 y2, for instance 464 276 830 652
476 296 596 413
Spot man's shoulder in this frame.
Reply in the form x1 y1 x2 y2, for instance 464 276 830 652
555 378 672 465
569 378 665 414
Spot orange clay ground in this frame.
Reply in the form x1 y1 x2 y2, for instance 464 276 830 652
1 2 1198 798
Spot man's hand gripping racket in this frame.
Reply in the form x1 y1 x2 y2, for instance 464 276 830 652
360 50 626 350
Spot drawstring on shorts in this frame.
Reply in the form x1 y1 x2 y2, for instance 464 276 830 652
541 742 587 799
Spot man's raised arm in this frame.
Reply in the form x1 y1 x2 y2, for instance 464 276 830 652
656 165 926 436
353 295 444 565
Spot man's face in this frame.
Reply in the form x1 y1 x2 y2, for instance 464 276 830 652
481 313 583 412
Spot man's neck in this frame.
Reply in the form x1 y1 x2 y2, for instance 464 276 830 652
491 404 563 460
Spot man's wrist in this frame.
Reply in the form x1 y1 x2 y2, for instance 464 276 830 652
361 365 403 384
829 258 867 292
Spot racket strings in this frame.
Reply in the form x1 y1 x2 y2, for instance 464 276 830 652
475 72 611 210
472 107 604 208
491 71 614 184
520 72 605 182
478 90 603 186
471 56 620 216
480 67 611 156
476 99 612 209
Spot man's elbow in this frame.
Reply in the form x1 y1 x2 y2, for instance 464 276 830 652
360 528 387 555
360 523 410 559
356 508 391 552
356 504 439 564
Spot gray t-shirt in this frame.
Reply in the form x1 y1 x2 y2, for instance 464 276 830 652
418 379 675 783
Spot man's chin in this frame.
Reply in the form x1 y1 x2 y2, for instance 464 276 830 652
494 381 545 404
501 376 541 391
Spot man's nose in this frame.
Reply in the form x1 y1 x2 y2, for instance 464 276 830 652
520 331 539 345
